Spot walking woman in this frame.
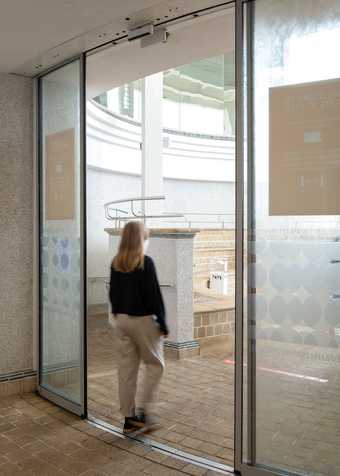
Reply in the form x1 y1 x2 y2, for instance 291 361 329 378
109 221 168 434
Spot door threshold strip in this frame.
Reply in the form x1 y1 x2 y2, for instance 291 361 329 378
88 415 234 475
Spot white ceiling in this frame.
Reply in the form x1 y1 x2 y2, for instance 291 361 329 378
87 10 234 99
0 0 229 76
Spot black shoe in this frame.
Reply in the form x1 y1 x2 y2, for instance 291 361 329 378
123 415 145 434
136 410 160 432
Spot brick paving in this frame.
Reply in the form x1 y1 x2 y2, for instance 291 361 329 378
2 333 339 475
87 314 235 467
0 393 232 476
255 342 340 476
88 314 340 476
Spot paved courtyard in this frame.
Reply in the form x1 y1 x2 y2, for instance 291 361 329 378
87 314 235 468
88 313 340 476
255 341 340 476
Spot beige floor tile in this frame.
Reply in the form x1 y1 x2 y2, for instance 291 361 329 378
35 448 68 469
160 457 188 471
56 440 83 456
79 470 109 476
0 462 24 475
0 453 9 465
142 461 186 476
181 463 208 476
0 436 20 454
59 456 91 475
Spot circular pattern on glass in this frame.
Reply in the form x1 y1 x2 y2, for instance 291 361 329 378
288 297 304 324
302 297 321 327
302 242 322 263
255 240 266 254
252 295 267 321
269 295 287 324
325 264 339 290
60 254 69 270
61 238 69 248
287 265 301 292
42 250 48 267
254 263 267 288
302 264 320 294
270 242 288 259
304 333 318 347
52 254 59 267
325 302 340 327
61 278 69 291
270 263 289 290
42 273 48 288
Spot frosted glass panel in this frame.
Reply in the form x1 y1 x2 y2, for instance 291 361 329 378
252 1 340 475
40 60 82 405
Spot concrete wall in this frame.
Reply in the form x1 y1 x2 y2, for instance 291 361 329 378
0 73 33 375
87 168 142 282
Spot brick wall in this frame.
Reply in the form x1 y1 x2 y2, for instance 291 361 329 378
194 309 235 340
193 229 235 292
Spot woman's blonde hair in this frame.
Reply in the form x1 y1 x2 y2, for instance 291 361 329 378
112 221 149 273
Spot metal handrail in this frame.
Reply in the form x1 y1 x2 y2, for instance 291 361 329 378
104 196 235 229
104 195 184 227
149 212 235 229
104 195 165 208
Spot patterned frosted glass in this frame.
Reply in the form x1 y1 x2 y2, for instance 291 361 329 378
252 1 340 474
40 60 82 405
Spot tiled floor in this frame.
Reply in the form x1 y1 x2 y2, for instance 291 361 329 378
0 392 231 476
87 314 235 467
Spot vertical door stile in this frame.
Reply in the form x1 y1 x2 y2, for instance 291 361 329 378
234 0 245 471
37 57 86 416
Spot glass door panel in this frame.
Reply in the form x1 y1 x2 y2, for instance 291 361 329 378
39 58 85 415
243 1 340 475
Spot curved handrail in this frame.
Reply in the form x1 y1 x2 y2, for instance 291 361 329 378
104 195 165 208
104 195 234 230
104 195 184 227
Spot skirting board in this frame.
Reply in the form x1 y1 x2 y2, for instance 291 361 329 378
0 371 37 396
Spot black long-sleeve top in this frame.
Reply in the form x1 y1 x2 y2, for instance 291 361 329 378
109 255 168 334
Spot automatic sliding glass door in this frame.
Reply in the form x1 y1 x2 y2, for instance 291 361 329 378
237 0 340 475
38 57 86 416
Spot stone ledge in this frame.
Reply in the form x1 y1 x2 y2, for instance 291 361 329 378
105 227 200 238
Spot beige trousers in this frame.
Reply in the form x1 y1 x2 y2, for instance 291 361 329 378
115 314 164 417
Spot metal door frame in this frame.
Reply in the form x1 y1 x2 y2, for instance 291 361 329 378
234 1 281 475
36 54 87 417
234 2 305 475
